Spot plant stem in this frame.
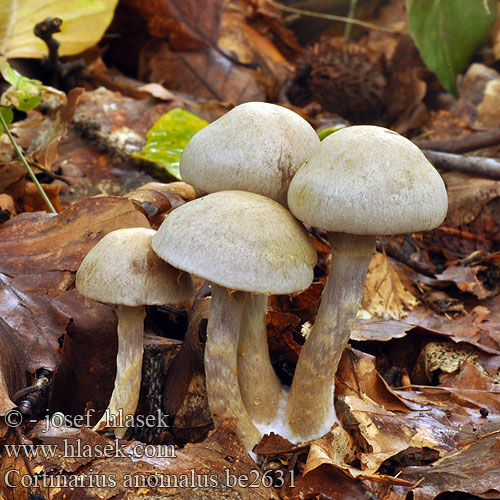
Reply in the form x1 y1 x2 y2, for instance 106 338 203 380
287 233 376 441
266 0 404 34
0 111 57 214
344 0 358 41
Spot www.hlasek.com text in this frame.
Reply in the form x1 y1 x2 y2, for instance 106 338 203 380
4 439 176 460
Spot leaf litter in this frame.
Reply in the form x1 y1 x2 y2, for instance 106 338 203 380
1 1 500 499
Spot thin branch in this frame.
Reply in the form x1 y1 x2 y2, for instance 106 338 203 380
424 150 500 180
414 129 500 154
266 0 405 34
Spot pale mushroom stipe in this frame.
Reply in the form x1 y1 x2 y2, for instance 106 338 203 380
151 191 317 450
180 101 320 428
76 227 193 438
287 125 448 441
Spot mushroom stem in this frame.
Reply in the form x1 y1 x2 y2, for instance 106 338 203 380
93 305 145 439
238 294 283 424
205 284 262 450
287 233 376 441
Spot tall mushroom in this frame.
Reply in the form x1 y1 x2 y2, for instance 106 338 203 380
76 227 193 438
287 125 448 441
180 101 319 426
152 191 317 450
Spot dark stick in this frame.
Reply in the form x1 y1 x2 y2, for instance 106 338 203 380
423 150 500 180
414 129 500 154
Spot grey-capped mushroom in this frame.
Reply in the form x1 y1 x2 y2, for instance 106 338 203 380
180 101 320 427
76 227 193 438
287 125 448 441
152 191 317 450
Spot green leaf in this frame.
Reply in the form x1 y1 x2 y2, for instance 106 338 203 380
0 57 66 111
0 0 119 59
133 108 208 181
0 57 42 110
407 0 498 96
0 106 13 134
316 125 345 141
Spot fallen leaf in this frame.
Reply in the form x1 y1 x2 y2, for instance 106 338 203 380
123 0 224 50
22 183 63 213
29 88 84 171
0 429 31 500
0 196 150 277
163 298 212 445
0 317 26 415
384 35 428 134
0 0 119 58
399 431 500 500
411 340 486 385
139 39 266 104
360 252 418 320
0 273 70 374
133 109 208 180
303 427 413 485
125 181 199 228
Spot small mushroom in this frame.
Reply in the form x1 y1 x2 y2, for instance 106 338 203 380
76 227 193 438
287 125 448 441
180 101 319 426
152 191 317 450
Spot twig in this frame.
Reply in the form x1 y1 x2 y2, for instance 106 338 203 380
0 112 57 213
414 128 500 154
266 0 404 34
423 150 500 180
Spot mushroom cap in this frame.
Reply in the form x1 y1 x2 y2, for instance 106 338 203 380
76 227 193 307
152 191 317 294
288 125 448 235
180 102 320 206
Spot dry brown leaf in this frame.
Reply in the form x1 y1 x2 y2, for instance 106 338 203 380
360 252 418 320
22 183 63 214
303 427 412 485
384 35 428 134
29 88 84 171
399 431 500 500
411 341 481 384
0 273 70 374
123 0 224 50
125 181 199 229
439 359 492 390
336 348 410 413
0 317 26 415
336 351 461 474
0 430 31 500
0 196 150 277
139 39 266 104
0 194 16 221
163 298 213 444
0 163 25 194
219 11 292 98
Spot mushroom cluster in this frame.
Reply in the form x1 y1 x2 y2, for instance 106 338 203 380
76 105 448 454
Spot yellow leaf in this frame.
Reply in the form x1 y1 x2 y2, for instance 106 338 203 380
360 252 418 320
0 0 119 58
